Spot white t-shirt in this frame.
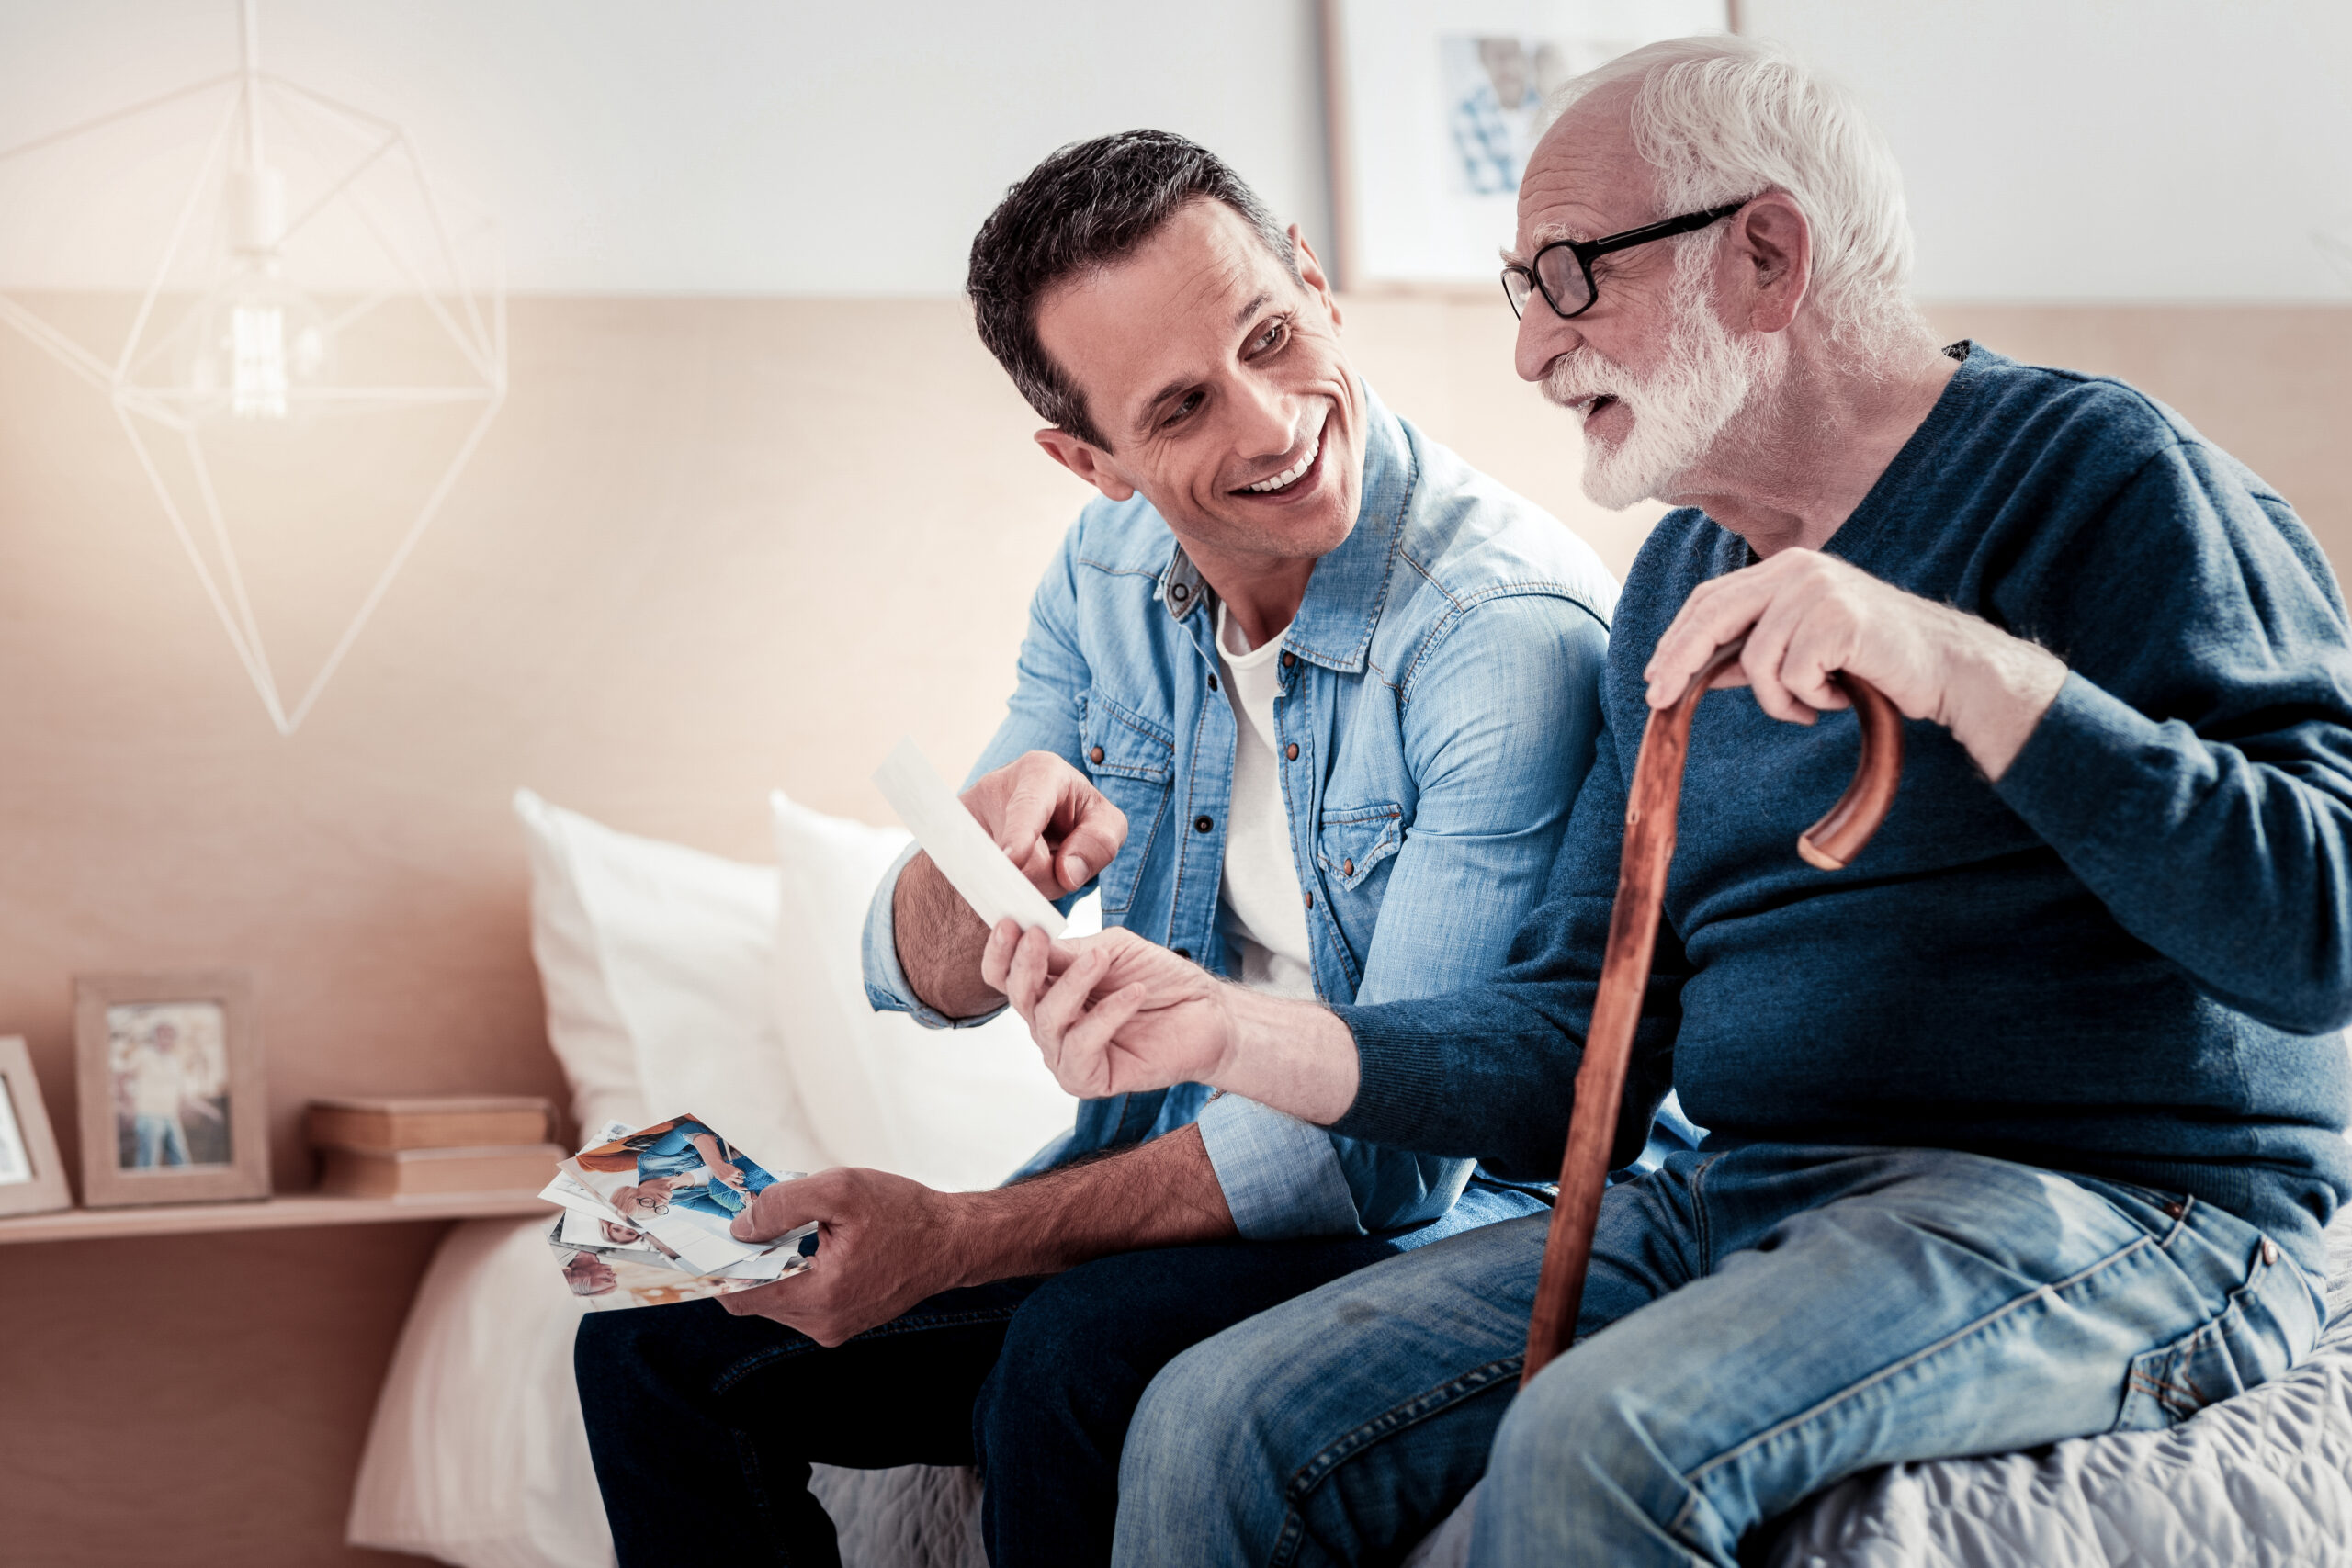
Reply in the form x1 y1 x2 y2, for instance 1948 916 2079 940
1216 602 1317 1000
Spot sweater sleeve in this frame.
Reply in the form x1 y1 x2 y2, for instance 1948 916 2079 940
1992 441 2352 1035
1327 689 1686 1182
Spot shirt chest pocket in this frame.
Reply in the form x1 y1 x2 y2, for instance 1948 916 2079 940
1079 692 1175 917
1317 803 1404 894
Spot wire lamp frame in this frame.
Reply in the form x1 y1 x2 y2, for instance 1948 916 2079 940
0 0 506 734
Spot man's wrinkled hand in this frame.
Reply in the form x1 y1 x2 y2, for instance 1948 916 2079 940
962 750 1127 900
717 1168 965 1346
982 924 1234 1099
1643 547 2064 778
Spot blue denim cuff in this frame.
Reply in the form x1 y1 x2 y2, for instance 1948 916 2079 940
1195 1091 1365 1240
860 842 1009 1030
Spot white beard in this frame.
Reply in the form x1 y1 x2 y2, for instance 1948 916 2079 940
1544 246 1778 511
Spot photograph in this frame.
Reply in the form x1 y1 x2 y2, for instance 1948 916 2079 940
562 1112 802 1273
1325 0 1731 288
107 1000 232 1170
547 1220 768 1314
0 1078 28 1185
74 973 269 1208
0 1036 73 1219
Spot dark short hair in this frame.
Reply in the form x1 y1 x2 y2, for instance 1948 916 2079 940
966 130 1302 450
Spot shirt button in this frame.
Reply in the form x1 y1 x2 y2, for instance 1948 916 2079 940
1194 815 1214 833
1284 743 1298 761
1170 582 1190 602
1172 947 1190 961
1089 746 1105 764
1303 891 1314 909
2262 1237 2280 1265
1280 650 1295 669
2162 1201 2187 1220
1208 674 1220 692
1342 858 1354 877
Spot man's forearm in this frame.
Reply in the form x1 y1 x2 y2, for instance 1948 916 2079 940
939 1123 1234 1285
1933 609 2069 782
1209 988 1362 1124
893 852 1003 1020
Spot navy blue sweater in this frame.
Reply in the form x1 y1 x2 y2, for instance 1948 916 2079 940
1331 344 2352 1268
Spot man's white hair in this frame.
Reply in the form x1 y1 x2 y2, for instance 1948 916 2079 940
1557 35 1932 364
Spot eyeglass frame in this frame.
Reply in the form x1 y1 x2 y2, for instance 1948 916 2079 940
1501 199 1753 321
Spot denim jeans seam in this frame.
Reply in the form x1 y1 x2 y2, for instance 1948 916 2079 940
2129 1238 2274 1420
707 1303 1027 1397
1676 1226 2160 1498
1690 1151 1729 1272
1267 1355 1526 1567
729 1426 794 1566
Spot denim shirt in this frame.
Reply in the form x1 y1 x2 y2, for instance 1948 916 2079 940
865 386 1623 1238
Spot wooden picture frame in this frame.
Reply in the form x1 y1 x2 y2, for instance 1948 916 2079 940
1321 0 1735 293
74 972 269 1208
0 1035 73 1218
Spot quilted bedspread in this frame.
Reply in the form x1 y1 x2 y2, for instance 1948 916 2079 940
1758 1206 2352 1568
812 1211 2352 1568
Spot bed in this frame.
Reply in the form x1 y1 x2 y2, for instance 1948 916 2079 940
345 793 2352 1568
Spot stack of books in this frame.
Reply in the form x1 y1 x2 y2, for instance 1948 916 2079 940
309 1095 562 1198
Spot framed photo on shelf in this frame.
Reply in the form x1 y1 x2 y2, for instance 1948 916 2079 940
0 1035 72 1218
1322 0 1734 292
74 972 269 1208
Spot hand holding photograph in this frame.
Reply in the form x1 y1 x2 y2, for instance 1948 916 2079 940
539 1114 819 1308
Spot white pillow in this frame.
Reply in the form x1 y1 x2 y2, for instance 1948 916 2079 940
770 790 1081 1192
513 789 825 1173
346 1215 612 1568
515 788 651 1137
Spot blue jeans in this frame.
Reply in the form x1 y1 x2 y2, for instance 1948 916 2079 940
1115 1145 2328 1567
133 1113 190 1167
574 1183 1541 1567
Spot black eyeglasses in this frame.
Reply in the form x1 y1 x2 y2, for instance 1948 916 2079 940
1501 199 1750 321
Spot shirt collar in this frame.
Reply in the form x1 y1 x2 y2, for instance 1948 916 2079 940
1156 379 1412 676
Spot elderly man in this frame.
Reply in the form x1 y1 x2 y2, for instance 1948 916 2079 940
574 130 1686 1566
996 38 2352 1566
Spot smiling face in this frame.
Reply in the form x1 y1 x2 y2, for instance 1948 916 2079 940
1030 198 1365 579
1509 90 1776 510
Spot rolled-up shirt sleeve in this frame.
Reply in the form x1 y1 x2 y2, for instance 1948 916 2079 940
1196 1092 1363 1238
862 842 1010 1029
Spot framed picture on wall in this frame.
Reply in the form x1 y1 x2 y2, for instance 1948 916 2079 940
1322 0 1735 292
0 1035 72 1218
74 973 269 1208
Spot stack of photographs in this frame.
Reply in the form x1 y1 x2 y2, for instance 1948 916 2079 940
539 1113 818 1312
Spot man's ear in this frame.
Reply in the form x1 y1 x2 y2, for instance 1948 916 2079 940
1725 191 1811 335
1035 428 1137 502
1291 224 1343 331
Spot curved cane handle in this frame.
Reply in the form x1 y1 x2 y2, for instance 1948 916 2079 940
1518 641 1904 1386
1797 673 1905 870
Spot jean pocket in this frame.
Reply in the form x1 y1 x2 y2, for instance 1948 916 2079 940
2111 1238 2323 1431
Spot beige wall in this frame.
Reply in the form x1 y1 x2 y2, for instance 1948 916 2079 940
1 298 2346 1564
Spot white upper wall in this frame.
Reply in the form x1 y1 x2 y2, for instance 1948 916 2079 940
1 0 2346 299
1747 0 2352 300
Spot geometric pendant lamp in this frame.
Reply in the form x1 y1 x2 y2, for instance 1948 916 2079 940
0 0 504 733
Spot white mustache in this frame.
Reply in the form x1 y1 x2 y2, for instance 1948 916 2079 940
1542 355 1624 408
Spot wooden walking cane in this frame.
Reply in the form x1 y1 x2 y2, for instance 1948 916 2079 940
1521 640 1906 1384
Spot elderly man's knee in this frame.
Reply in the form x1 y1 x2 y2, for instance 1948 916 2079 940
1487 1354 1680 1515
1121 1331 1279 1496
